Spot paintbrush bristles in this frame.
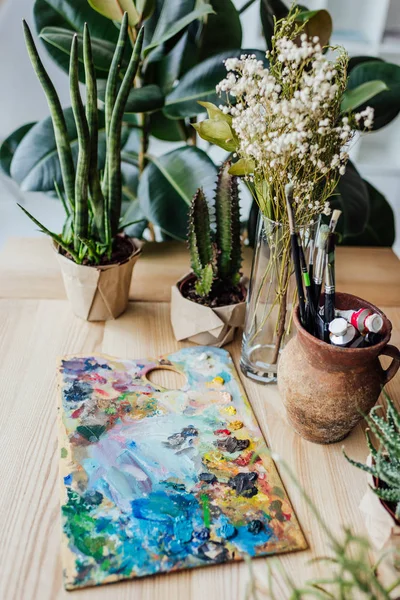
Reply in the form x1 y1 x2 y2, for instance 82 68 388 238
329 209 342 233
285 183 295 234
316 224 330 250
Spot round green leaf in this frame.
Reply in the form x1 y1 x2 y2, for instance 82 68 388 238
297 10 332 48
10 108 129 192
39 26 127 74
97 81 165 114
198 0 242 62
343 181 395 247
0 122 36 176
260 0 288 51
347 61 400 130
330 160 369 237
87 0 140 26
34 0 121 79
149 111 184 141
163 49 267 119
138 146 217 239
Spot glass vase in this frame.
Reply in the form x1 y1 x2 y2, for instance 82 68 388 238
240 213 316 384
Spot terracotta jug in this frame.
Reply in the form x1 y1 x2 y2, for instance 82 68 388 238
278 292 400 444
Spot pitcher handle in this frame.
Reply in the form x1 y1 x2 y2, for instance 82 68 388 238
379 344 400 385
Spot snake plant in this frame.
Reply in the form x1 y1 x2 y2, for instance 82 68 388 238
19 14 144 265
188 160 242 298
344 389 400 520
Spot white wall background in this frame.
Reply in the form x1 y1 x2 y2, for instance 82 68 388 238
1 0 400 255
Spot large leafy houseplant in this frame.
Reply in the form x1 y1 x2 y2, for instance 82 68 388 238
0 0 262 242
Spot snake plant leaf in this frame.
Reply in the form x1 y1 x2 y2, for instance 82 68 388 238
343 181 395 247
138 146 217 240
341 80 388 114
347 61 400 130
192 120 237 152
0 122 36 176
143 5 215 57
197 0 242 62
88 0 140 26
39 27 128 74
163 49 267 119
34 0 121 80
98 82 164 115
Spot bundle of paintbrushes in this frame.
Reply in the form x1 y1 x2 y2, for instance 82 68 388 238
285 184 384 349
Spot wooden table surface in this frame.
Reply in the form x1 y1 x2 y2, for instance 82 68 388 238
0 238 399 600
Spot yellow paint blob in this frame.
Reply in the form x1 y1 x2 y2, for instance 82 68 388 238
213 376 225 385
222 405 237 415
229 420 243 431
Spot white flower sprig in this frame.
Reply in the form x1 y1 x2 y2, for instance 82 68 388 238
215 11 374 225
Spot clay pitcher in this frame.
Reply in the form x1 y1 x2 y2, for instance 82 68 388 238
278 292 400 444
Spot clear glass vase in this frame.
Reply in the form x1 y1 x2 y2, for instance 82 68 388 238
240 214 316 384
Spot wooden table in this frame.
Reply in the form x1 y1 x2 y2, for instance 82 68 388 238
0 238 399 600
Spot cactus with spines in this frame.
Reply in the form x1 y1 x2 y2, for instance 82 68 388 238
344 389 400 521
18 15 144 265
187 160 242 299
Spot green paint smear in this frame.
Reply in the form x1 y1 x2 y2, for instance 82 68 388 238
200 493 211 528
77 425 106 442
61 447 68 458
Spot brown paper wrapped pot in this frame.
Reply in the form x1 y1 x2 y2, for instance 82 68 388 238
54 239 142 321
170 273 246 347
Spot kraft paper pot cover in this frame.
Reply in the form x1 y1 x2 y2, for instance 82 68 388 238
54 239 142 321
170 273 246 347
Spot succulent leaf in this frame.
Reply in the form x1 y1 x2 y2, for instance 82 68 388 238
372 486 400 502
195 264 214 297
188 188 213 278
215 160 242 284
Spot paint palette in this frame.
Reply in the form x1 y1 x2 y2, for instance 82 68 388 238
57 347 306 590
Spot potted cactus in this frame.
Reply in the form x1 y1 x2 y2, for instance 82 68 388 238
344 390 400 565
171 160 246 347
17 14 143 321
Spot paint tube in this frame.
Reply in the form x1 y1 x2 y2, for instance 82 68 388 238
329 317 358 347
335 308 383 335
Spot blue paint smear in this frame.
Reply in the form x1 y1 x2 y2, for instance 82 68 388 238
63 474 72 485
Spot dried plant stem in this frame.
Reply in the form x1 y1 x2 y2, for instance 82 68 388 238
270 259 289 366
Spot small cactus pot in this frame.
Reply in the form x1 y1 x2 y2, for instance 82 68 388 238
278 292 400 444
170 273 247 347
54 238 142 321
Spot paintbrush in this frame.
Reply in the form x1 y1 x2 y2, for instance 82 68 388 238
327 209 341 286
324 257 335 342
299 237 316 334
312 224 330 310
285 183 306 327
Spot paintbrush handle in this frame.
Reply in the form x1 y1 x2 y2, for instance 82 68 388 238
291 234 306 326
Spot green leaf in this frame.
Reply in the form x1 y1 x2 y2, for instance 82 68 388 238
372 486 400 503
97 81 164 113
0 122 36 176
136 0 156 21
39 26 127 74
143 5 215 57
343 181 395 247
197 0 242 62
9 108 128 193
347 61 400 130
163 49 267 119
297 9 332 48
259 0 288 52
192 119 237 151
149 111 184 141
138 146 217 239
143 0 195 49
195 264 214 297
341 80 388 113
330 160 369 238
87 0 140 26
34 0 122 80
348 55 384 74
229 158 255 175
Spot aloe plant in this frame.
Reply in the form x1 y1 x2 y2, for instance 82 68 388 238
344 389 400 521
188 160 242 299
19 14 144 265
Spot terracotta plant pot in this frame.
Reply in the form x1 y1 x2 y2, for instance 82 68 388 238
278 292 400 444
54 239 142 321
170 273 247 347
